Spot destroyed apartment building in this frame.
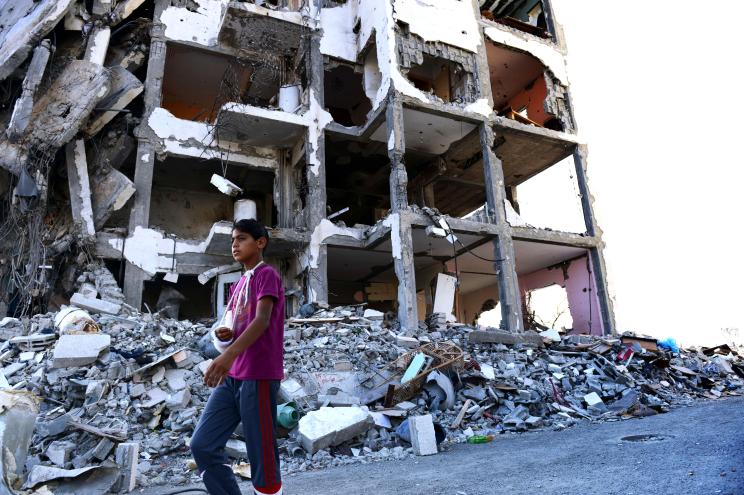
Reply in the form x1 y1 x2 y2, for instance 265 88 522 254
0 0 614 336
1 2 744 493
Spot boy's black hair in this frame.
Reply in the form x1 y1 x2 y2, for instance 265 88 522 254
233 218 270 247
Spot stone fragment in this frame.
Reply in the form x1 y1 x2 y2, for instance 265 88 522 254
298 407 374 454
52 334 111 368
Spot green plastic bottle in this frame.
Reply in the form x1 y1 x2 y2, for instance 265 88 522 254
466 435 494 444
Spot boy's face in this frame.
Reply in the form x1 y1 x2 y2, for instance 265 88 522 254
231 229 266 264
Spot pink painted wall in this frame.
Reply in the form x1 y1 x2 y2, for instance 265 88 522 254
518 255 604 335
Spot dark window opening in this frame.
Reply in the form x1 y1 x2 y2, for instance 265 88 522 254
143 275 215 320
324 64 372 127
325 136 391 226
150 157 276 239
480 0 550 38
162 44 255 122
327 246 396 314
406 54 468 104
406 128 486 218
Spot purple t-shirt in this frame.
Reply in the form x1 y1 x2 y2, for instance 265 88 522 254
227 263 285 380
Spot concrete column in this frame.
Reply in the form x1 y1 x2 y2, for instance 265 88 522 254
480 123 524 332
65 140 96 240
386 95 418 333
123 0 168 309
572 144 616 335
304 32 328 305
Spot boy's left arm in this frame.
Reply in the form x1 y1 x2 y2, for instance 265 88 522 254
203 296 274 387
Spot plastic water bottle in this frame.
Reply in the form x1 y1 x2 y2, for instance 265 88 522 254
466 435 494 444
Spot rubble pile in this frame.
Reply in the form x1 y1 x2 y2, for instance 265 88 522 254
0 297 742 491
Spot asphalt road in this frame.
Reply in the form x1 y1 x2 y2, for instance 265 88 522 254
151 396 744 495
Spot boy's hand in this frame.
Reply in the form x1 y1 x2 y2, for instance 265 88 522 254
204 350 237 388
214 326 234 341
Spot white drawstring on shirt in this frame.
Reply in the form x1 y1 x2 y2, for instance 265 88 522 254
211 261 264 353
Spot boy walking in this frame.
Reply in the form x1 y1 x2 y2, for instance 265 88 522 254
191 219 284 495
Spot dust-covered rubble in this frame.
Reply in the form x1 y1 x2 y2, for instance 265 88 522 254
0 281 742 491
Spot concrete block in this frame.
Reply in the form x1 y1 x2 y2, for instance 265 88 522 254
46 440 74 467
18 351 35 362
85 65 143 136
584 392 603 407
91 437 114 460
129 383 146 398
317 391 360 407
164 369 187 391
396 335 419 349
70 293 121 315
196 360 212 375
363 309 384 320
52 334 111 368
166 388 191 410
141 388 168 408
172 350 191 368
36 414 71 439
408 414 437 456
225 439 248 459
114 442 139 492
279 377 312 403
468 329 544 347
298 406 374 454
90 164 136 230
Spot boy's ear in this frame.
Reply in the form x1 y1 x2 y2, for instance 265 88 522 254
256 236 268 249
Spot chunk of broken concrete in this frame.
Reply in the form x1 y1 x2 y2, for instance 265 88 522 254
224 439 248 459
113 442 139 492
396 334 419 349
468 329 544 347
584 392 604 407
70 293 121 315
0 391 41 489
141 388 168 408
46 440 75 467
52 334 111 368
408 414 438 456
22 463 120 492
164 369 187 391
166 388 191 410
298 406 374 454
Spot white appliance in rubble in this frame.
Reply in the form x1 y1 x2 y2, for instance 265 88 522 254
233 199 257 222
215 271 243 322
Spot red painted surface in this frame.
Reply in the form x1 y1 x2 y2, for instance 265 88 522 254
507 75 551 125
518 255 604 335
